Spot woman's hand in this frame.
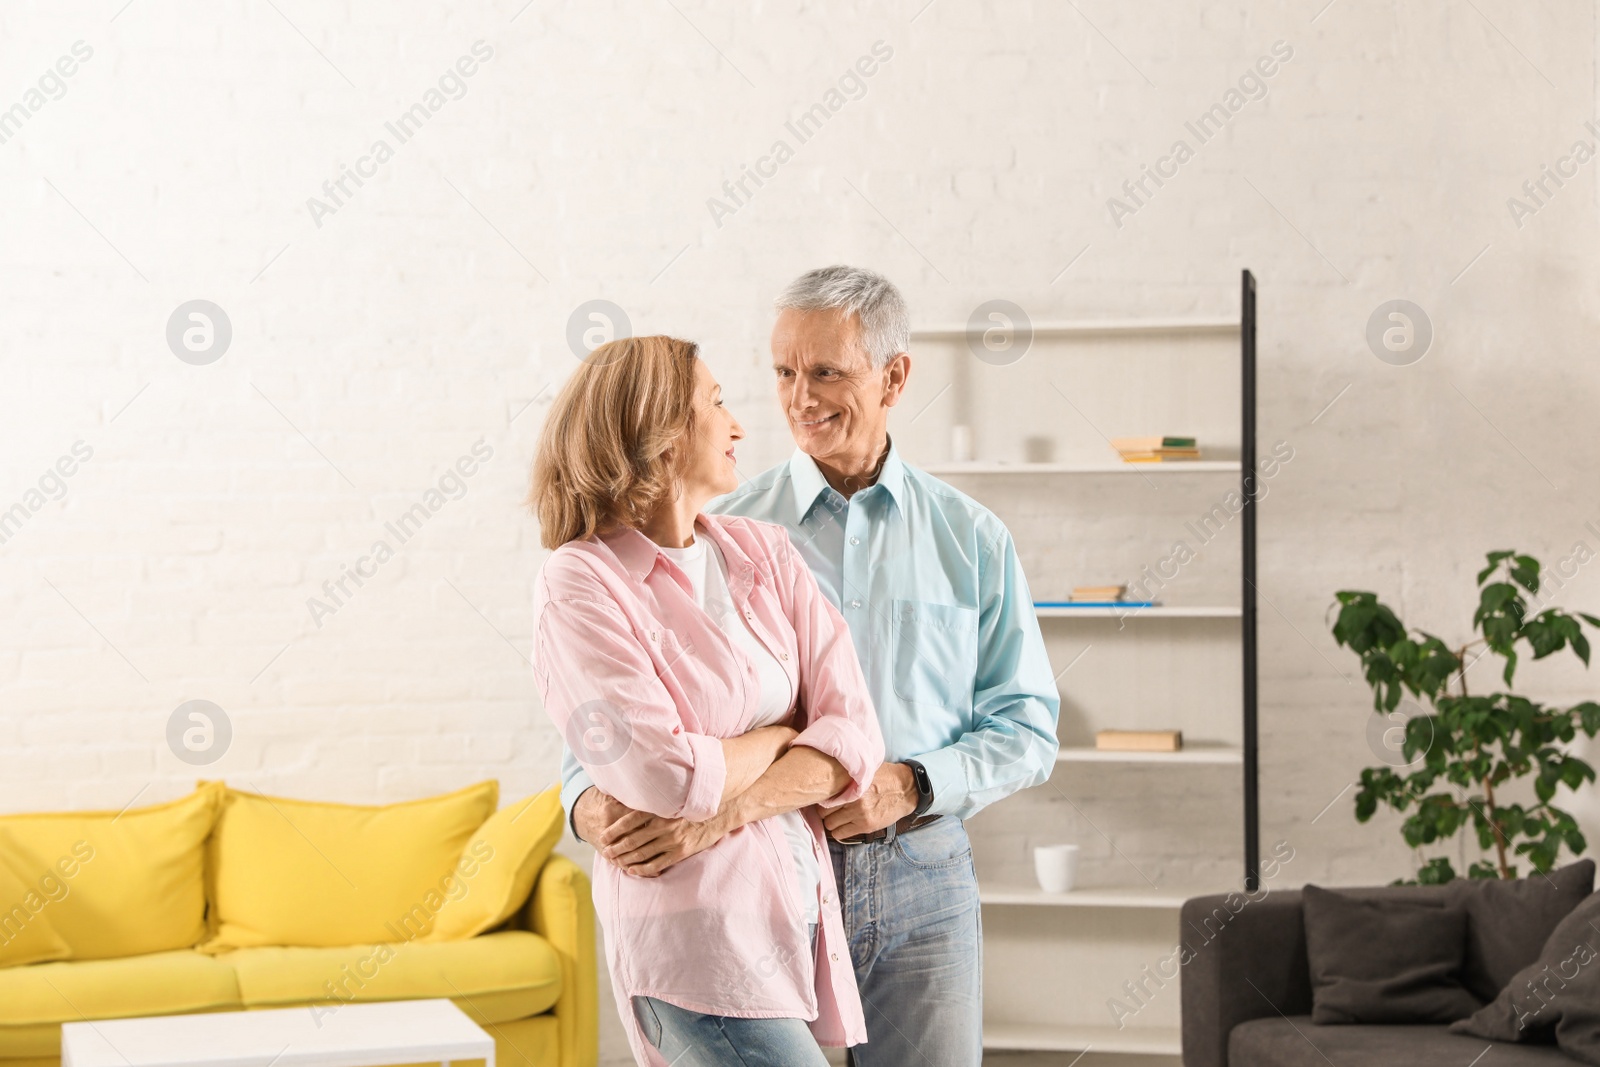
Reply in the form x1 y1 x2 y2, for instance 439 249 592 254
603 723 798 877
601 807 735 877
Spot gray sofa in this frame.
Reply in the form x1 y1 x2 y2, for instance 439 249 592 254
1179 884 1576 1067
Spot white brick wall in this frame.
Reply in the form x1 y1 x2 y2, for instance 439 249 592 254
4 2 1600 1040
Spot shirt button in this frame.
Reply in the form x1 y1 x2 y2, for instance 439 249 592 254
671 725 680 734
780 652 790 661
849 599 861 609
831 952 839 961
849 536 860 546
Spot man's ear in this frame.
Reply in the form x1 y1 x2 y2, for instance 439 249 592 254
882 352 912 408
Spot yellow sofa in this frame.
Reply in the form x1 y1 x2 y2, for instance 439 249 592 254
0 781 598 1067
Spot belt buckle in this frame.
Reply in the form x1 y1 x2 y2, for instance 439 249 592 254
832 825 885 846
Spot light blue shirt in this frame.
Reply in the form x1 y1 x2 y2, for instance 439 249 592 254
558 440 1061 826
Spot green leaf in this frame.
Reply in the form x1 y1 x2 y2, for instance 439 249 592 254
1467 859 1501 879
1578 613 1600 629
1478 551 1516 586
1561 758 1595 791
1573 701 1600 736
1511 555 1541 594
1417 856 1457 884
1477 582 1517 623
1524 614 1570 660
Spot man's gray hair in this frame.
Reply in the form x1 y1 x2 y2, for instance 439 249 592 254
774 265 910 367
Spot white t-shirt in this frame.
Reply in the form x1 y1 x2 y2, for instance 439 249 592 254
658 534 821 927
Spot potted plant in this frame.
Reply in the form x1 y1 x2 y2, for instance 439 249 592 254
1330 550 1600 882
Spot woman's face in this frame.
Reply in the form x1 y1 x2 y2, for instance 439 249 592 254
680 358 744 502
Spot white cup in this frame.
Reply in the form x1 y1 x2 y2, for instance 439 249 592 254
1034 844 1080 894
951 424 973 463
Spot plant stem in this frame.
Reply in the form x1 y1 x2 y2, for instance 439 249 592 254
1459 642 1511 878
1481 771 1512 878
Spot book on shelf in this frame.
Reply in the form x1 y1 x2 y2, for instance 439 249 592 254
1111 435 1201 463
1110 436 1196 451
1035 601 1157 608
1071 584 1127 600
1096 729 1183 752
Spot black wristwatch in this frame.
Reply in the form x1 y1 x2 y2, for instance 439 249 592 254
903 759 934 817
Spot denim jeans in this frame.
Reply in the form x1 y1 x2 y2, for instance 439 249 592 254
631 924 829 1066
828 816 982 1067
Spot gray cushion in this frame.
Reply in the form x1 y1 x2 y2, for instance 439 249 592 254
1447 860 1596 1003
1303 884 1482 1024
1450 889 1600 1065
1230 1015 1574 1067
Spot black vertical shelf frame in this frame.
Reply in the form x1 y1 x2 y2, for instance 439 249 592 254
1240 268 1260 893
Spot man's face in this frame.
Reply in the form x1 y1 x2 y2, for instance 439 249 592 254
771 308 907 466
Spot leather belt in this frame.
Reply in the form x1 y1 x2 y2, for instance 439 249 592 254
829 813 942 846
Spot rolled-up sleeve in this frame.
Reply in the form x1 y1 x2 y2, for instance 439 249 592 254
534 593 726 822
772 529 885 807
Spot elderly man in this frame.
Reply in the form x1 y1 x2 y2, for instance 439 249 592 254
559 265 1060 1066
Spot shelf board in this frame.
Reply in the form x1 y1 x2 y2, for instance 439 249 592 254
922 460 1240 475
1036 605 1241 619
979 884 1199 908
1056 743 1242 765
983 1021 1183 1056
912 318 1239 339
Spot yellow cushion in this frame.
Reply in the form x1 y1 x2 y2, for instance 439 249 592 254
199 780 498 952
226 930 563 1021
0 783 222 961
0 835 71 969
0 949 242 1057
424 787 564 942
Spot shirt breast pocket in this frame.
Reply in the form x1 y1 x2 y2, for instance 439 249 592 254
891 599 979 712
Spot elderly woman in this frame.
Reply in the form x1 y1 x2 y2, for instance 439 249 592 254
528 335 885 1067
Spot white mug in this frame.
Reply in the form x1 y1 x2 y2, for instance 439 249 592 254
1034 844 1080 893
950 424 973 463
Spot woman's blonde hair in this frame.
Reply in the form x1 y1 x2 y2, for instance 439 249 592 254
529 335 699 548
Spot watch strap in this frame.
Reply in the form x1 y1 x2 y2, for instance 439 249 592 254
904 759 934 817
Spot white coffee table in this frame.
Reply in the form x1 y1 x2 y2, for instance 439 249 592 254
61 998 496 1067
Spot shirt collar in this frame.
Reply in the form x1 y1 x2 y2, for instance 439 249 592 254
786 438 906 521
603 525 667 585
599 517 760 599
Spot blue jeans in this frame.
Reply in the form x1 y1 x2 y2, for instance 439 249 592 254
631 925 828 1066
828 816 982 1067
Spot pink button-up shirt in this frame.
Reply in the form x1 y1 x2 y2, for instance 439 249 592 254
532 513 885 1066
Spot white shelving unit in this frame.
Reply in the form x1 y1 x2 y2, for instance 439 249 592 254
911 274 1261 1060
983 1023 1184 1056
910 317 1240 339
1055 743 1243 765
978 885 1197 908
921 460 1241 475
1033 606 1241 619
